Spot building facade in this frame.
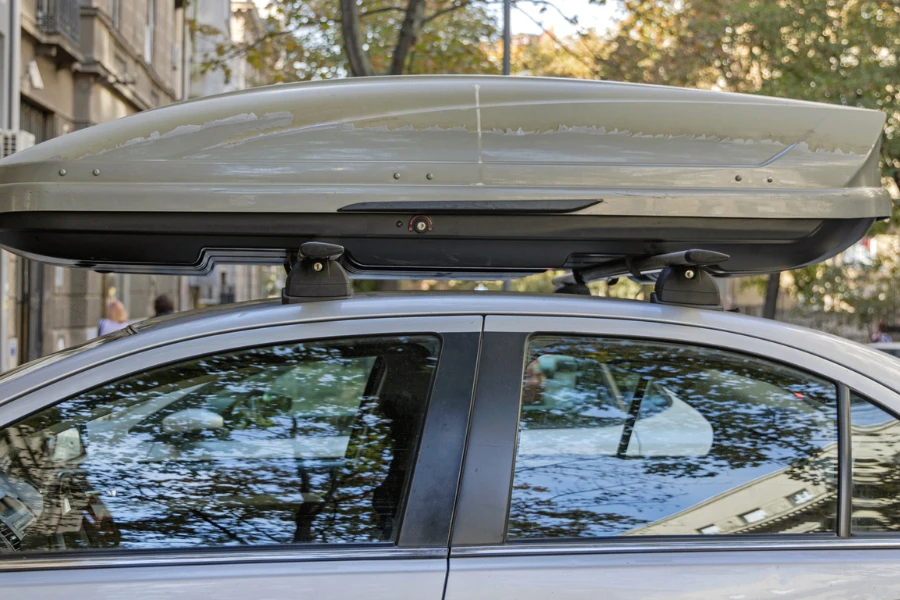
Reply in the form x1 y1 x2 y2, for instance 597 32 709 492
0 0 276 371
184 0 276 309
6 0 189 367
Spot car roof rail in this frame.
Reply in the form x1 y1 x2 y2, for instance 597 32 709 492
554 249 729 310
282 242 354 304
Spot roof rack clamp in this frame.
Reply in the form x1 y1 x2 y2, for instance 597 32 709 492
282 242 353 304
651 265 723 310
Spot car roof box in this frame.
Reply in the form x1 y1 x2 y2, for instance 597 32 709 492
0 76 889 277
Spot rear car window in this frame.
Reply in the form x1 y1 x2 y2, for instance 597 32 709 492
508 335 838 540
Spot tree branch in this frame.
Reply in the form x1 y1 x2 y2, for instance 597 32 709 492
423 0 474 24
390 0 427 75
340 0 377 76
198 29 293 75
360 6 407 18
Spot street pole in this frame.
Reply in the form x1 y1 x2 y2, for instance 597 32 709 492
503 0 511 76
178 0 192 311
502 0 512 291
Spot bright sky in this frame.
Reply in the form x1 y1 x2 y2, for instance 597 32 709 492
506 1 621 36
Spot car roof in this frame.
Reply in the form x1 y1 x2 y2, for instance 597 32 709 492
2 292 899 403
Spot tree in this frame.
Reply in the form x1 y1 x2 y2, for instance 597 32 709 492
591 0 900 320
198 0 502 82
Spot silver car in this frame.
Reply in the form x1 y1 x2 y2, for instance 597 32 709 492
1 294 900 598
0 75 898 598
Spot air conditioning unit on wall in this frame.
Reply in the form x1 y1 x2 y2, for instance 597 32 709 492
0 130 36 159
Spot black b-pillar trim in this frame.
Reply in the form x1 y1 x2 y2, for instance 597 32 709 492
450 332 529 547
398 331 482 548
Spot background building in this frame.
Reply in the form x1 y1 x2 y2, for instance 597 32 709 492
184 0 276 310
0 0 273 371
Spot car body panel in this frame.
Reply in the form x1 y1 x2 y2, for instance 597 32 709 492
445 548 900 600
1 553 447 600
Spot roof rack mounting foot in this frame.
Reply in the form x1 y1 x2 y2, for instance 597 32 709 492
282 242 353 304
651 264 723 310
554 249 729 310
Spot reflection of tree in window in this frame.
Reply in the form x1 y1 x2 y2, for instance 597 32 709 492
510 337 838 540
0 336 439 553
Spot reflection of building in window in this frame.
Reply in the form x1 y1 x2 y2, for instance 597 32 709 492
624 443 837 536
741 509 768 524
627 415 900 537
850 413 900 532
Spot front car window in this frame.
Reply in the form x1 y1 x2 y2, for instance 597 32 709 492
0 335 439 553
509 336 838 540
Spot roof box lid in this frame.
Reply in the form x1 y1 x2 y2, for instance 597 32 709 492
0 76 890 276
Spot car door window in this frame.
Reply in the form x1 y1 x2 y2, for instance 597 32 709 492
0 335 439 553
509 335 838 540
849 393 900 533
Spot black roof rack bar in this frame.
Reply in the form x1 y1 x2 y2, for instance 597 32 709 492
554 249 729 287
555 249 730 310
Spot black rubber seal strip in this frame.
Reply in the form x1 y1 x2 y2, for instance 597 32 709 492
338 199 602 214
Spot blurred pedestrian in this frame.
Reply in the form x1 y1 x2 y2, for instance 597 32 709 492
871 322 893 343
98 300 129 336
153 294 175 317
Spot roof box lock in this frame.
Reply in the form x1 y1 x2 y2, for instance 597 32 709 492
282 242 353 304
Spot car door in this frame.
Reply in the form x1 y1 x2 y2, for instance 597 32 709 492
447 315 900 599
0 315 481 600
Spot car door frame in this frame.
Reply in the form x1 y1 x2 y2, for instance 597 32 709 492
0 315 481 583
451 313 900 551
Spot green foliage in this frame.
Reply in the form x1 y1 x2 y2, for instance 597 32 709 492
790 243 900 323
202 0 501 82
587 0 900 318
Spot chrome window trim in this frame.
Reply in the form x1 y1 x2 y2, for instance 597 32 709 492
450 537 900 558
0 315 482 428
0 546 447 572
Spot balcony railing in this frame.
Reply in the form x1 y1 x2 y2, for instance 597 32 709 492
36 0 81 45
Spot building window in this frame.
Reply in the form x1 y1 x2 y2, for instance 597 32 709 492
19 101 52 144
144 0 156 63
